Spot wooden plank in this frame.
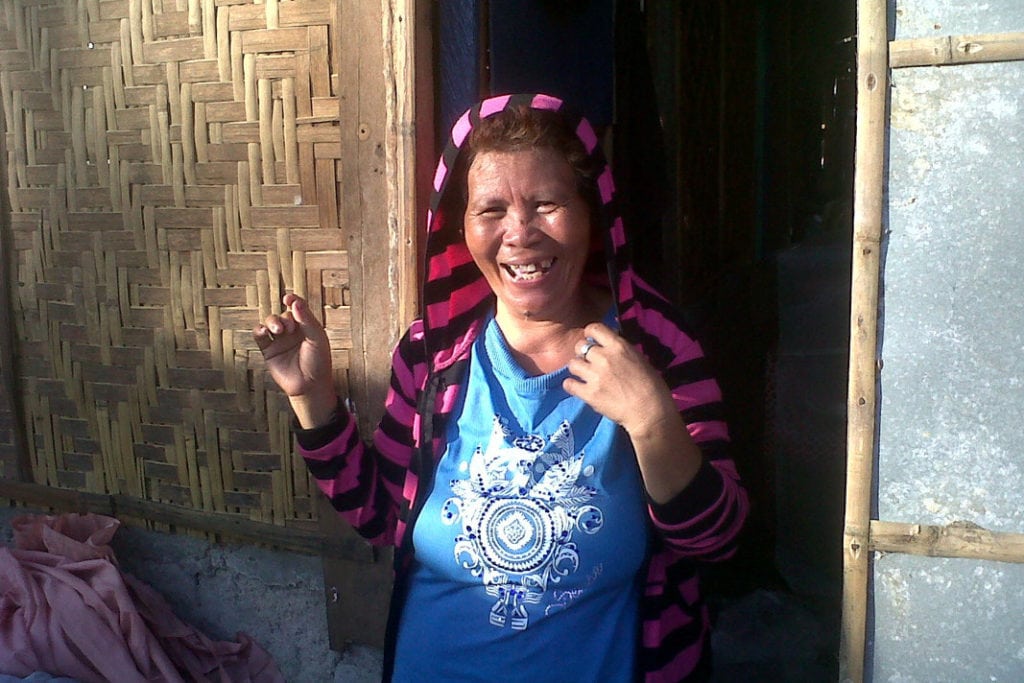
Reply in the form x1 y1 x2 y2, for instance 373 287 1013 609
240 27 308 54
338 0 388 429
142 37 205 63
0 478 372 560
280 0 333 28
870 520 1024 564
890 32 1024 68
839 1 888 681
385 0 428 328
317 0 427 652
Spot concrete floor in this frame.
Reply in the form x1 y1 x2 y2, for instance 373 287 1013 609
2 505 837 682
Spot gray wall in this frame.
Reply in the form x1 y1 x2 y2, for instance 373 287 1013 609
874 1 1024 679
0 506 382 683
2 504 842 681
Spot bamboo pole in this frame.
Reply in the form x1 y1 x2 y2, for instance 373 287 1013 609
870 520 1024 564
839 0 888 681
890 31 1024 68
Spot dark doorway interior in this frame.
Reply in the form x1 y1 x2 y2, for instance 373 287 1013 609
611 0 857 596
613 5 856 678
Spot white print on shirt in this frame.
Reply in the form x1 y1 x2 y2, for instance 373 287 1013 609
441 416 604 631
546 564 604 617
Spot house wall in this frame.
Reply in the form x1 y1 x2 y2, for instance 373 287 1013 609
0 505 383 682
873 1 1024 678
0 0 347 531
0 0 423 651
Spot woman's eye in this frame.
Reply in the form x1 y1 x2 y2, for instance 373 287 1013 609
537 201 558 214
470 204 502 217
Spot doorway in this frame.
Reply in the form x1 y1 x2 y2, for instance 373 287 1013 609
435 1 858 676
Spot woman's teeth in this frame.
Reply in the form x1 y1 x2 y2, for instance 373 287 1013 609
504 259 555 281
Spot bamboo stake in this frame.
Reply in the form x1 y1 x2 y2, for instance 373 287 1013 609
890 32 1024 69
871 520 1024 564
840 0 888 681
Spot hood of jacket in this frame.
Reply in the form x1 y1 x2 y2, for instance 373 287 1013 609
421 93 637 371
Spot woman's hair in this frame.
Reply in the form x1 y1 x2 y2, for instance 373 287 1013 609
451 104 603 221
465 105 601 195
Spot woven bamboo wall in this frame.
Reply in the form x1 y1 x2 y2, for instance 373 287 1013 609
0 0 347 532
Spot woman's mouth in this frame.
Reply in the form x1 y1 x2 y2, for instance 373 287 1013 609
502 258 556 282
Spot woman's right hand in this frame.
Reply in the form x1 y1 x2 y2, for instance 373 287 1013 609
253 293 338 428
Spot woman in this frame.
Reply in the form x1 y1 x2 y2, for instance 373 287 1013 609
254 94 747 682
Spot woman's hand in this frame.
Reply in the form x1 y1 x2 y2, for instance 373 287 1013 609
253 293 338 428
563 323 674 434
563 322 702 503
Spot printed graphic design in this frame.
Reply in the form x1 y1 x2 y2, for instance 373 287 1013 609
441 417 604 630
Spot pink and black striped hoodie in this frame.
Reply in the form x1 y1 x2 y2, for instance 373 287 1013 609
297 93 748 681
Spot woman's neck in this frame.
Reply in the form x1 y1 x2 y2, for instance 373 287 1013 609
494 287 611 376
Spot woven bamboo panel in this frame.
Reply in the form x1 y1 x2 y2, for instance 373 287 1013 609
0 0 348 530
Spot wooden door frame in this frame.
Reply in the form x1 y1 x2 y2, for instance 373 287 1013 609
319 0 433 650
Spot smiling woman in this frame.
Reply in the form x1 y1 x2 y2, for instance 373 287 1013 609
254 93 747 682
464 148 600 352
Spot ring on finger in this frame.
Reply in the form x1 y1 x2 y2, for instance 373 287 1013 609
578 338 598 361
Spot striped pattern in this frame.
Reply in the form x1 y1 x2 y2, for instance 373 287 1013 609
296 94 748 682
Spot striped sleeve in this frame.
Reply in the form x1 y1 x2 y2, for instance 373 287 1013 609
295 322 427 547
625 283 749 562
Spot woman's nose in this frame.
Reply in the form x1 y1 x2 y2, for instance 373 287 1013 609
502 209 537 245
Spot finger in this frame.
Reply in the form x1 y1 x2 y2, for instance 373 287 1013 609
261 311 295 338
575 337 599 360
288 296 326 338
562 375 587 399
583 322 619 347
563 375 609 418
566 354 602 389
253 324 275 351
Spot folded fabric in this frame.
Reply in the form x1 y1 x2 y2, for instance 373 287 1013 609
0 513 284 683
0 673 81 682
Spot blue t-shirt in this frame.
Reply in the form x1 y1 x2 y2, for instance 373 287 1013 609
392 314 649 682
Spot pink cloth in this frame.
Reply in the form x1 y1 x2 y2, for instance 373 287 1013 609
0 513 284 683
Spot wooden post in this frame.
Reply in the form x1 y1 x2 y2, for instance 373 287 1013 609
322 0 429 650
339 2 421 426
839 0 887 680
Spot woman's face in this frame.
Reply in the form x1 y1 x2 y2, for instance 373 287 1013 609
464 148 592 326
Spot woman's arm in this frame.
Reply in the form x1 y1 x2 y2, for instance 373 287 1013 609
564 318 748 560
254 293 338 428
254 295 424 545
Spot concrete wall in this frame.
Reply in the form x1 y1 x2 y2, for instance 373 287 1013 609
0 506 382 683
874 0 1024 678
2 504 843 681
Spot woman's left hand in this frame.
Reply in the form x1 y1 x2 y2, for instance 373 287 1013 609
564 322 703 502
563 322 676 436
